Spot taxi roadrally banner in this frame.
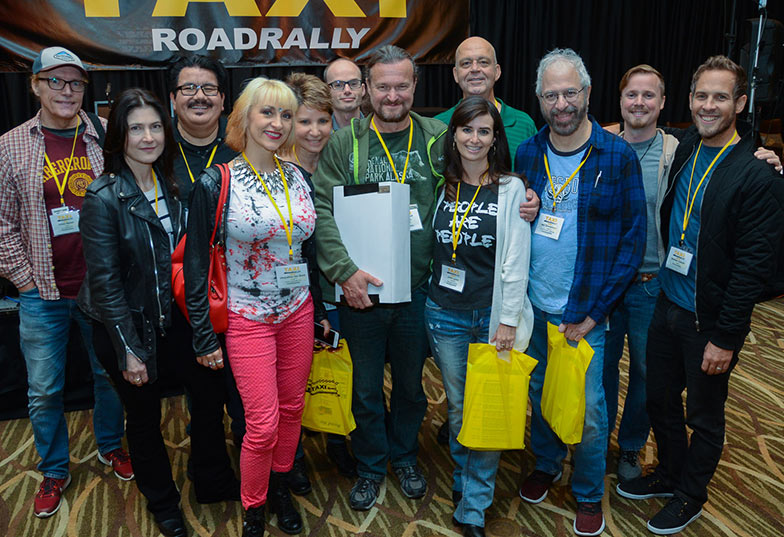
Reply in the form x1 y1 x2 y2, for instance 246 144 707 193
0 0 468 70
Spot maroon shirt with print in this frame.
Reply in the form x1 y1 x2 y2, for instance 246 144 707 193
42 125 96 298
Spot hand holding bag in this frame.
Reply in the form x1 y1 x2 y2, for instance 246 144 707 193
171 162 230 333
457 343 538 451
541 322 594 444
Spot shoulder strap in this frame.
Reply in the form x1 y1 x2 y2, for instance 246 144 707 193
86 112 106 147
211 163 230 245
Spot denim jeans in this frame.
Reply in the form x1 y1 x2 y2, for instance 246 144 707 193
646 294 740 505
528 306 608 502
425 298 498 527
17 288 124 479
603 277 660 452
338 285 429 481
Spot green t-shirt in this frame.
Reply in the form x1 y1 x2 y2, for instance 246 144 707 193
367 122 436 290
435 98 536 168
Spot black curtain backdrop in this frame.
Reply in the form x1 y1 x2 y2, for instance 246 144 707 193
1 0 782 136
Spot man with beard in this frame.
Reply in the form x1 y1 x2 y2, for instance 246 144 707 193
514 49 646 537
616 56 784 535
603 65 781 486
324 57 366 131
169 55 237 209
313 45 446 511
436 36 536 166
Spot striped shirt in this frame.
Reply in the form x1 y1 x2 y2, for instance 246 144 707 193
0 110 106 300
142 179 174 252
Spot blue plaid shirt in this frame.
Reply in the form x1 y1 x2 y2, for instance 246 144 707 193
515 116 646 325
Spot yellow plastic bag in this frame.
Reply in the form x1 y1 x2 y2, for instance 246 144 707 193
457 343 539 451
541 322 594 445
301 340 356 435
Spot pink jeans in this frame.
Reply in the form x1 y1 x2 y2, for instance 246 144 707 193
226 296 314 508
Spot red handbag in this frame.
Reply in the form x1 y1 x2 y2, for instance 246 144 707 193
171 162 230 333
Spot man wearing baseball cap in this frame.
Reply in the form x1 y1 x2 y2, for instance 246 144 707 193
0 46 131 518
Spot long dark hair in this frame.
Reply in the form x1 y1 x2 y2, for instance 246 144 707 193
103 88 178 195
444 95 521 201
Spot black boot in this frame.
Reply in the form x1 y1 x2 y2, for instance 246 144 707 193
287 458 312 496
242 505 265 537
269 471 303 534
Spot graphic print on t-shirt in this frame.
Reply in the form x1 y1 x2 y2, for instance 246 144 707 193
41 126 97 298
528 143 586 314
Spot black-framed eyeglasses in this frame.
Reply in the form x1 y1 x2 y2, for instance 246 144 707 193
327 79 362 91
38 77 88 93
540 86 586 105
175 83 220 96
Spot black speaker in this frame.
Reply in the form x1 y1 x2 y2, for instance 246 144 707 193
741 18 784 103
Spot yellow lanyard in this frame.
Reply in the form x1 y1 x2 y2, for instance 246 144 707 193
151 170 159 216
371 115 413 183
243 152 295 260
43 116 81 206
450 179 484 262
543 145 592 212
292 145 302 166
178 143 218 183
680 132 737 244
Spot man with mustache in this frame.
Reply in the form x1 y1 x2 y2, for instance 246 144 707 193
313 45 446 511
0 46 131 518
324 57 366 131
168 56 244 503
169 55 237 209
436 36 536 167
616 55 784 535
514 48 646 537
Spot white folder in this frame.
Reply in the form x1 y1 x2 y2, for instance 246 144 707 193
333 181 411 304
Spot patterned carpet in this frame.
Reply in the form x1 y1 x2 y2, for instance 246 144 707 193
1 300 784 537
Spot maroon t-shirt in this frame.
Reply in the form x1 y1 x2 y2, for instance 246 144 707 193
42 124 96 298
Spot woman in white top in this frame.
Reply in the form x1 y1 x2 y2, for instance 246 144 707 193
185 78 328 537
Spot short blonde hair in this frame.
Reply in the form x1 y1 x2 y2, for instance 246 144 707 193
225 77 299 153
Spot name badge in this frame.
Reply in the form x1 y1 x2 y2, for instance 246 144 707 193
49 206 80 236
439 264 466 293
534 214 564 240
665 246 693 276
275 263 310 288
409 204 423 231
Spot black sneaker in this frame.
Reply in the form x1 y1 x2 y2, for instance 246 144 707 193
647 496 703 535
393 465 427 499
617 450 642 482
287 458 312 496
326 440 357 478
349 477 381 511
616 471 674 500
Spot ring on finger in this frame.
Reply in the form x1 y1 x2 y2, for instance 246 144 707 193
216 359 223 364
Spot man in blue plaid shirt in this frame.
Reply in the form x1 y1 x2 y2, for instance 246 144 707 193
514 48 646 537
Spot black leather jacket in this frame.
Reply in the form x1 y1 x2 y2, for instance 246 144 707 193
78 168 185 382
185 161 327 357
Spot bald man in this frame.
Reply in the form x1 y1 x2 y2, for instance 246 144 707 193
435 36 536 166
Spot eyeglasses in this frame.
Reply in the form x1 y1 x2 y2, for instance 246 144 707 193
327 79 362 91
540 86 586 105
175 83 220 96
38 77 88 93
